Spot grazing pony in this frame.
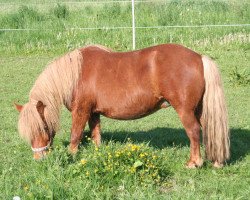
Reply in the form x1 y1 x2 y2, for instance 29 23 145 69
15 44 229 168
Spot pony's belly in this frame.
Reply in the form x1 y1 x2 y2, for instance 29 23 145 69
96 98 162 120
101 107 160 120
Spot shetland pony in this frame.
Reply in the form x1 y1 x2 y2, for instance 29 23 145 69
15 44 229 168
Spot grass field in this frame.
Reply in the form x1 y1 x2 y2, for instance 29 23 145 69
0 0 250 199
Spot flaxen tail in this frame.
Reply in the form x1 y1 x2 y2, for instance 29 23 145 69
201 55 230 164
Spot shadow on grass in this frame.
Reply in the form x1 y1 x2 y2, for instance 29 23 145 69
101 127 250 164
63 127 250 164
102 127 189 149
229 128 250 164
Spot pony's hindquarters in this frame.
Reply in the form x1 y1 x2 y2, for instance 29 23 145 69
201 56 230 165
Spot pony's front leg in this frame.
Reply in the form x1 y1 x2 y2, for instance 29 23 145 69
69 107 90 154
88 113 101 146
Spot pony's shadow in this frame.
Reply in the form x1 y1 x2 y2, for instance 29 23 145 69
102 127 189 149
63 127 250 165
102 128 250 165
229 128 250 164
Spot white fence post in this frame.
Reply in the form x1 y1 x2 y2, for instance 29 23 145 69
131 0 136 50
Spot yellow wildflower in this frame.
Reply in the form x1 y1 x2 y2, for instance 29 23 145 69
139 153 145 158
131 144 140 151
24 185 29 191
130 167 136 173
152 172 157 177
80 159 87 165
108 153 112 159
115 153 120 157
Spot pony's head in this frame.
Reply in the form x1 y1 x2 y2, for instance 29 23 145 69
15 101 55 160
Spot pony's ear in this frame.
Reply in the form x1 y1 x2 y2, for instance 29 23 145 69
36 101 46 115
14 103 23 112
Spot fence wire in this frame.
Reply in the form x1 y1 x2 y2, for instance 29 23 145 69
1 24 249 32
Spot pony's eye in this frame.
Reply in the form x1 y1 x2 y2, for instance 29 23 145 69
44 125 49 132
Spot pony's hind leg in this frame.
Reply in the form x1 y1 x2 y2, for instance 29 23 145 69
177 108 203 168
88 113 101 146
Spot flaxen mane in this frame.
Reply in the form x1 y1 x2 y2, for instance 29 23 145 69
18 49 83 143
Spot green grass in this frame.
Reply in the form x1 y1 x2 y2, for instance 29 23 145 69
0 0 249 55
0 1 250 199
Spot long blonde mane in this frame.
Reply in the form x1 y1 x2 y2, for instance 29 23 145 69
18 49 83 143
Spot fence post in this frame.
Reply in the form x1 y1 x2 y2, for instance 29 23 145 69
131 0 136 50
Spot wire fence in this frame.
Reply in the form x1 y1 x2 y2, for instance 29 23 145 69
0 0 249 50
1 24 250 31
0 0 249 5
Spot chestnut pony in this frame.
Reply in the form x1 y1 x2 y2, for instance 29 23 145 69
15 44 229 168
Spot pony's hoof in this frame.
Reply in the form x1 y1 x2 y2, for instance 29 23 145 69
213 161 224 168
185 163 197 169
186 159 203 169
92 138 101 147
69 146 78 155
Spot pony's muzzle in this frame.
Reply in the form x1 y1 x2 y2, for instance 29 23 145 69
33 150 48 160
32 142 50 160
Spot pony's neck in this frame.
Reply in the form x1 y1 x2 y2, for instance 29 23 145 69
28 49 83 132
